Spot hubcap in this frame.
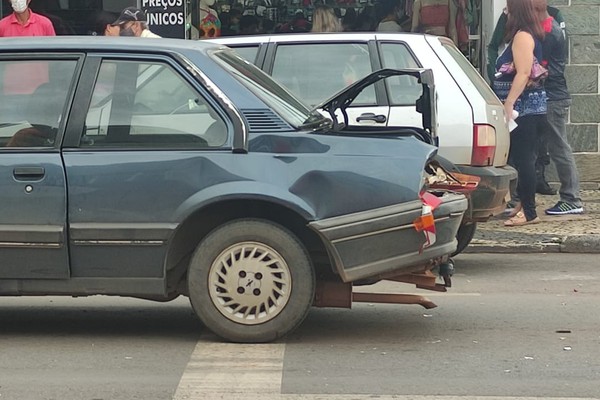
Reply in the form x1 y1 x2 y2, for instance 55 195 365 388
208 242 291 325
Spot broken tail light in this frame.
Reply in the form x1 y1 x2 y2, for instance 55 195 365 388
426 160 480 194
413 192 443 252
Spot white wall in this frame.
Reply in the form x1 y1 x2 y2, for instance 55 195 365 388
480 0 506 80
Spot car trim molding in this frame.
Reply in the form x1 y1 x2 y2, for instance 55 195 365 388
0 224 64 247
69 222 177 243
329 215 451 244
0 242 62 249
177 54 248 152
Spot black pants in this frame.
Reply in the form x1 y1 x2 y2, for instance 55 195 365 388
509 114 545 221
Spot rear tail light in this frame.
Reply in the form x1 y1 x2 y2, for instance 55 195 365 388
413 192 443 252
471 124 496 166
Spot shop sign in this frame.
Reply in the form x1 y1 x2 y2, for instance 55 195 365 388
140 0 186 39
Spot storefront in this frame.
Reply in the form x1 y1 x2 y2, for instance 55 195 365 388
1 0 506 73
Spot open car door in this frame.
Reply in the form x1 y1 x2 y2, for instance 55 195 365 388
316 68 437 145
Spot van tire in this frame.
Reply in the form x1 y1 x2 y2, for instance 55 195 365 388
452 222 477 256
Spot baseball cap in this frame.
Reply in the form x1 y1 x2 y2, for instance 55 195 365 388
111 7 147 26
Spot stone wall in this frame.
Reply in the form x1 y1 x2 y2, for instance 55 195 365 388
549 0 600 188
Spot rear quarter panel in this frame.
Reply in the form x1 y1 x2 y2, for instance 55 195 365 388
385 34 475 165
424 36 510 167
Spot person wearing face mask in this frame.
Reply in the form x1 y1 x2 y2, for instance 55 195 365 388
111 7 161 38
0 0 56 36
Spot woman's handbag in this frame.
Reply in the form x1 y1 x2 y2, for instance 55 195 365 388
496 58 548 82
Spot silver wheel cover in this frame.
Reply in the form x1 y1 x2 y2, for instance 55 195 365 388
208 242 292 325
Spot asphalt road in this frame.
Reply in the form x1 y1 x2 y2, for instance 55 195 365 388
1 253 599 400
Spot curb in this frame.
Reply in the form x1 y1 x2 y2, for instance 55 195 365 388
465 234 600 254
560 234 600 253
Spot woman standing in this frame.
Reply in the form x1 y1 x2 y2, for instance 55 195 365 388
493 0 547 226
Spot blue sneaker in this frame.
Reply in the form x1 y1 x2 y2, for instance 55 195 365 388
545 201 584 215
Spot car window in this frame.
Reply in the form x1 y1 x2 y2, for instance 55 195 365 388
380 43 422 106
83 60 228 148
212 49 324 129
270 43 375 107
439 41 499 104
232 46 259 63
0 59 77 148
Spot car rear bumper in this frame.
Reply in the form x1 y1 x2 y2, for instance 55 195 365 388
309 193 468 283
455 165 517 222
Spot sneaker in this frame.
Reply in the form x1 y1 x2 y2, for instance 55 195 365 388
545 201 584 215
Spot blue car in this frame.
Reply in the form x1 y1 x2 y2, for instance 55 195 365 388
0 37 467 342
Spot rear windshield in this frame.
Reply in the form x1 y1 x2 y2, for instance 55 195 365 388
440 41 499 104
211 49 325 129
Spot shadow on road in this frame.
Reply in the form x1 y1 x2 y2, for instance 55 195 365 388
0 297 203 339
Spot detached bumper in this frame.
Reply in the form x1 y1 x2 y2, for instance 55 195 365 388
455 165 517 222
309 193 468 283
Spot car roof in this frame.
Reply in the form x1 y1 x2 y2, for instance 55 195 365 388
0 36 226 55
210 31 439 44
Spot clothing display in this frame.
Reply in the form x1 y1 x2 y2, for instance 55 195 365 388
199 9 221 37
411 0 458 45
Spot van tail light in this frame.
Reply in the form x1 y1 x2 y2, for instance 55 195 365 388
472 124 496 166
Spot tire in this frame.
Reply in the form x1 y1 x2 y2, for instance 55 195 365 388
452 222 477 256
187 219 315 343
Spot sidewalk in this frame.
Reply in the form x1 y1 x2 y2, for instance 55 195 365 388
465 189 600 253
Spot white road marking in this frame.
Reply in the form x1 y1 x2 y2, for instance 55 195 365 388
173 338 285 399
173 337 599 400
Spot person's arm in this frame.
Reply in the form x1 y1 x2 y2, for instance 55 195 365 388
411 0 421 32
487 12 507 81
504 31 535 120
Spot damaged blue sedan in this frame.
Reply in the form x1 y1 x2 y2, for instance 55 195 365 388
0 37 467 342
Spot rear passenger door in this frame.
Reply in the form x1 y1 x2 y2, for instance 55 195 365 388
0 56 81 279
62 54 231 281
377 41 424 128
264 42 390 127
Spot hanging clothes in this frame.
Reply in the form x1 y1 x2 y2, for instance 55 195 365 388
411 0 458 46
453 0 469 50
198 8 221 38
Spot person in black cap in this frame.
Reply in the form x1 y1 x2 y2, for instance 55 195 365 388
111 7 161 38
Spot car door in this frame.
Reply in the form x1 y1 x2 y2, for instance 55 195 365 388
61 54 233 281
0 56 81 279
377 41 425 128
263 41 390 127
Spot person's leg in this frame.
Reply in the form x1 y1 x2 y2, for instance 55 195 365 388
508 115 541 221
545 99 583 212
535 129 556 195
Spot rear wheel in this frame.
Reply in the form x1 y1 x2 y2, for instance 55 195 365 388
452 222 477 256
187 219 315 343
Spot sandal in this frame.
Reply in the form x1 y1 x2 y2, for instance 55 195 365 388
504 211 541 227
504 202 522 218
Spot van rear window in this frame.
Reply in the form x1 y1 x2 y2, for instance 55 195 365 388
440 42 500 105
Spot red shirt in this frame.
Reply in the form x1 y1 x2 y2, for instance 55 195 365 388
0 11 55 94
0 11 56 37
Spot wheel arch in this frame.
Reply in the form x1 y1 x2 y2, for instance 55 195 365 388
163 197 336 297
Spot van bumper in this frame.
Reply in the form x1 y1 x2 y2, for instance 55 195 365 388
455 165 518 222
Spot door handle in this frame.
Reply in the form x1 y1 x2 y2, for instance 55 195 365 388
13 166 46 181
356 113 387 123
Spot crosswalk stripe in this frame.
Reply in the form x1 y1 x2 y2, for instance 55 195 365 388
173 338 599 400
173 338 285 399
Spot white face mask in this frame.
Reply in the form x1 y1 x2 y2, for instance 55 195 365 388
11 0 28 13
